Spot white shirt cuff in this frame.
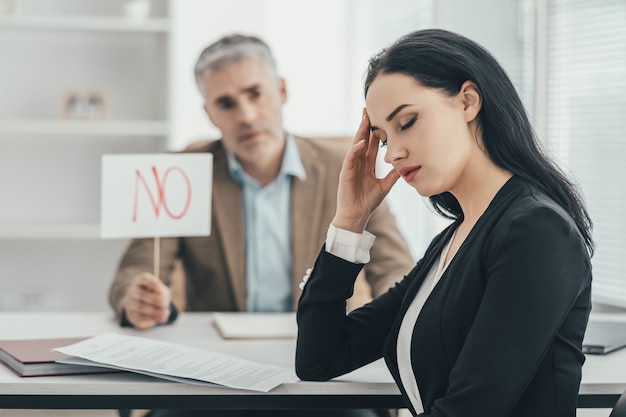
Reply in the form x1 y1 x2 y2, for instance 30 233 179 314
325 223 376 264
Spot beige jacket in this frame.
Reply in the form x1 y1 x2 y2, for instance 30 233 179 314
109 136 415 315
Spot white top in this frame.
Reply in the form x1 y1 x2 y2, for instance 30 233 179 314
322 225 456 413
396 231 456 413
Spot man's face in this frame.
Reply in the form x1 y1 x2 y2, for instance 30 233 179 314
201 58 287 172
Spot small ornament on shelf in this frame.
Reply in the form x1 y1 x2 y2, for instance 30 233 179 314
61 91 108 120
0 0 17 15
122 0 151 22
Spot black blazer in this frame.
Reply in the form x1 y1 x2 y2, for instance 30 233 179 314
296 176 592 417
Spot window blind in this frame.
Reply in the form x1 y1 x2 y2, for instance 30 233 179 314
545 0 626 306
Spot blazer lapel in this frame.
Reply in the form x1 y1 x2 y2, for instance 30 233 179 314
291 139 327 308
211 145 247 310
383 226 456 384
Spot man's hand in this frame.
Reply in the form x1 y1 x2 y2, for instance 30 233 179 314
121 273 172 330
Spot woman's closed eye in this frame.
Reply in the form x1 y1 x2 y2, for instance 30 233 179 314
400 116 417 131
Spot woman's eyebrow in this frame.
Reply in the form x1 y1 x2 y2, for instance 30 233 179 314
386 104 410 121
370 104 411 131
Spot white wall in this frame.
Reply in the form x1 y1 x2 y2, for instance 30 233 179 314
168 0 358 151
169 0 528 152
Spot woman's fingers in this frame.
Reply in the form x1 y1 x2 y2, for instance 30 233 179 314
352 109 371 146
365 127 380 160
380 167 401 195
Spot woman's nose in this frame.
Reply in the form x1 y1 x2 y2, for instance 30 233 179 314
383 139 407 164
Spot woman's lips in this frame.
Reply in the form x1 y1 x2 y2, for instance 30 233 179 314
399 166 421 182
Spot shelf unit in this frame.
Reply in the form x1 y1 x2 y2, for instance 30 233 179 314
0 0 171 240
0 0 171 311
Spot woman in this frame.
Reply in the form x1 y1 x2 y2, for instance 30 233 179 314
295 29 593 417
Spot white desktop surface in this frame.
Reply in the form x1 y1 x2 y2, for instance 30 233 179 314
0 312 398 410
0 312 625 410
578 312 626 406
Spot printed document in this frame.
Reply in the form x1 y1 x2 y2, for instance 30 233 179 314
54 333 297 392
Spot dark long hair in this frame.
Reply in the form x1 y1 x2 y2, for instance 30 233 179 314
365 29 593 255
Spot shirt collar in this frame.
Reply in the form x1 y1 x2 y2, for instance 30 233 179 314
226 132 307 185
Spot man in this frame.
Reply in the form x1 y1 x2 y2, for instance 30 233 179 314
109 34 414 333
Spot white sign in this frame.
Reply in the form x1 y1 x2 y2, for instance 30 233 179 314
101 153 212 238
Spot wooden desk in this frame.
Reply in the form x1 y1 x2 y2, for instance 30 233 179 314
0 312 624 410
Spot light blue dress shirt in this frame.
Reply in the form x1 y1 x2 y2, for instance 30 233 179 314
226 134 306 312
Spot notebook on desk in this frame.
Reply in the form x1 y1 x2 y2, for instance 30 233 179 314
582 318 626 355
0 336 118 377
213 312 297 339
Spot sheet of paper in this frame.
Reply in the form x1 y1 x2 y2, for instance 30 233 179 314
213 312 297 339
58 357 218 387
54 333 297 392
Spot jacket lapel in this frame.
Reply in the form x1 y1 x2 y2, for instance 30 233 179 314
291 138 326 308
211 144 247 310
383 225 456 387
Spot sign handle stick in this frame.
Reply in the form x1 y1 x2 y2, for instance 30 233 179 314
154 236 160 277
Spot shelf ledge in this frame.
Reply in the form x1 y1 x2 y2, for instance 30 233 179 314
0 119 169 136
0 223 105 240
0 16 169 33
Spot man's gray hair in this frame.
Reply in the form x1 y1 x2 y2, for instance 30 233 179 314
194 34 278 95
